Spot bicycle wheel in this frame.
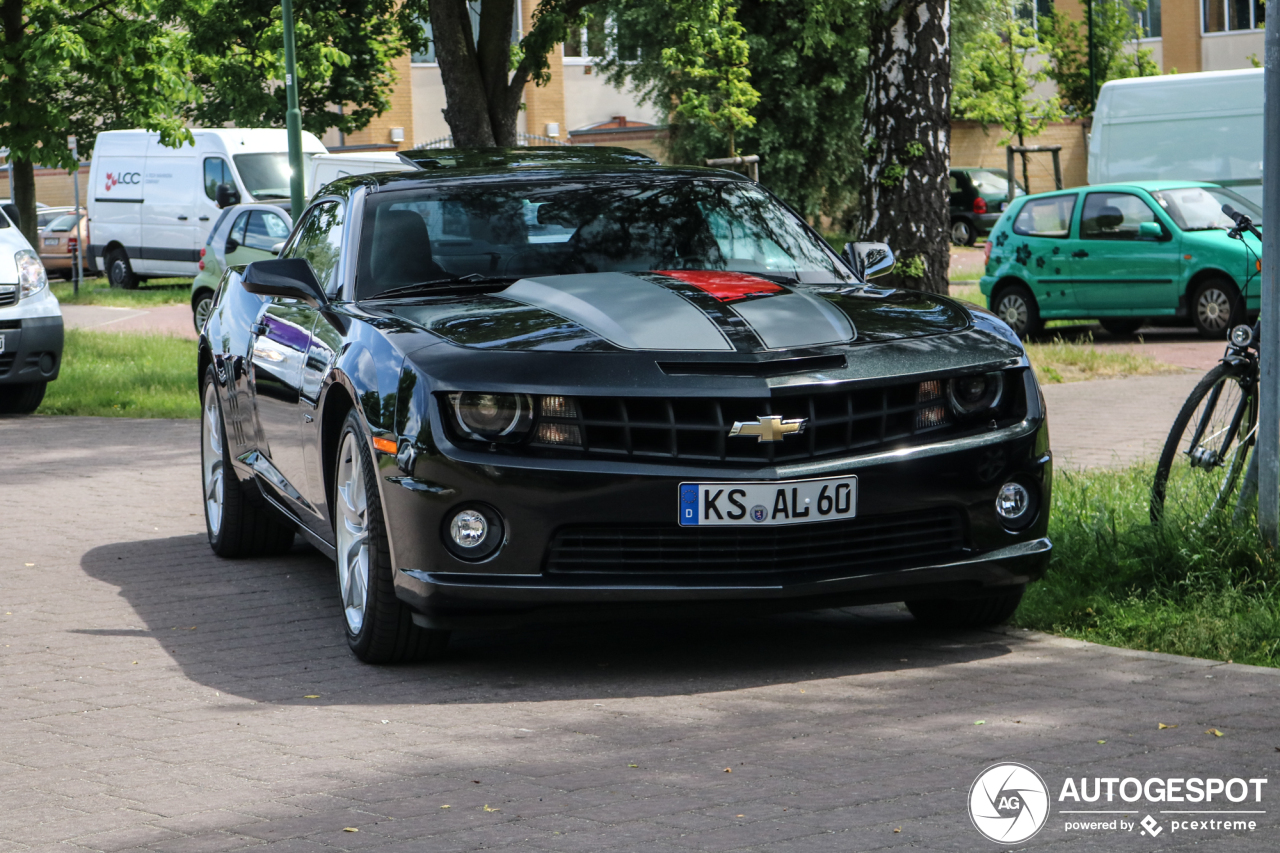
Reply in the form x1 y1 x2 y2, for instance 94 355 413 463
1151 362 1257 526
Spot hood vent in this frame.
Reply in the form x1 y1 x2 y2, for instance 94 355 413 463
658 354 847 378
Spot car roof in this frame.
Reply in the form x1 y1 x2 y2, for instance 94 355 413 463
396 146 658 170
1013 180 1226 201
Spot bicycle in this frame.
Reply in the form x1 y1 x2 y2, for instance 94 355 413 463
1150 205 1263 526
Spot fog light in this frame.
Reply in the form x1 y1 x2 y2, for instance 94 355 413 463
996 482 1031 521
450 510 487 549
442 504 505 561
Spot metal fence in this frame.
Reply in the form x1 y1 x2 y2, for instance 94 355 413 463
415 132 571 149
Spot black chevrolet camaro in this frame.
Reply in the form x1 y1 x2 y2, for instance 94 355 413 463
198 148 1052 663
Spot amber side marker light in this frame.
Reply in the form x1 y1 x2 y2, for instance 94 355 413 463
372 437 398 454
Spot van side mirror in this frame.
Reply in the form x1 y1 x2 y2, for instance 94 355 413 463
215 183 241 209
2 203 20 231
241 258 326 307
843 241 896 280
1138 222 1163 240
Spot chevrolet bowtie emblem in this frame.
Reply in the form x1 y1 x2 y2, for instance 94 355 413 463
728 415 808 443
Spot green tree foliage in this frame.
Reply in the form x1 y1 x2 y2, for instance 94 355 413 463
176 0 429 137
954 0 1061 190
0 0 192 243
1039 0 1159 116
600 0 865 220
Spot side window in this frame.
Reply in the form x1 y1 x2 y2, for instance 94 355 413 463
243 211 290 252
285 201 345 294
1012 195 1076 238
204 158 233 201
228 211 250 247
1081 192 1159 240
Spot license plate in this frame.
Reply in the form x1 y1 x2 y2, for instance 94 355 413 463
43 237 58 246
679 475 857 527
0 334 4 353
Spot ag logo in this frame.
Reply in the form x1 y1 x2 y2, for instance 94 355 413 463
968 763 1050 844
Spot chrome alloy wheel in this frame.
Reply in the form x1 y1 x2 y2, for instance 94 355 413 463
194 296 213 332
335 432 370 635
1197 287 1232 332
201 383 225 536
997 293 1029 333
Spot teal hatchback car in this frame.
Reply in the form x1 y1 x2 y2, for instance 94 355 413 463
980 181 1263 338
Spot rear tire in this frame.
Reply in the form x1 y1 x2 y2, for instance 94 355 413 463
1192 278 1241 340
0 381 47 415
991 283 1042 338
193 290 214 332
951 218 976 247
201 368 295 558
1099 318 1144 337
334 409 450 664
106 247 138 290
906 585 1026 629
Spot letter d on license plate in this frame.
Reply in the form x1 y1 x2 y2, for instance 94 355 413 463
679 475 857 527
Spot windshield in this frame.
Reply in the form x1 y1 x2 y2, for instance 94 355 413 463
1151 186 1263 231
233 153 315 200
47 213 82 232
357 179 855 298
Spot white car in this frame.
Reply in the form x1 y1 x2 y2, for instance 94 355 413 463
0 203 62 414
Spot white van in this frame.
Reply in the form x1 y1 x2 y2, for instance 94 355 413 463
307 151 411 199
88 128 327 287
0 203 63 414
1089 68 1263 205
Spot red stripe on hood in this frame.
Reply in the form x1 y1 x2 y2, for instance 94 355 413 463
656 270 784 303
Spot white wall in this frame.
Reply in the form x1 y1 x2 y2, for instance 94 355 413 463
1202 30 1266 72
561 61 662 130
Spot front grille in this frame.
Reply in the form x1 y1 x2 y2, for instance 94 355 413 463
0 286 16 307
546 508 965 578
528 375 1024 465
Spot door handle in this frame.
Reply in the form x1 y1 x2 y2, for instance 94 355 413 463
177 215 189 221
198 215 210 221
1071 250 1089 258
251 322 270 336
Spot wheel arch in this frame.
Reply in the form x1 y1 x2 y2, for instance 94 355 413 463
989 275 1031 306
1185 268 1239 304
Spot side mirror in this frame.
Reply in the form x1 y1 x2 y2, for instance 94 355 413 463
843 241 896 280
215 183 241 209
2 203 20 231
1138 222 1163 240
241 258 326 307
270 241 285 256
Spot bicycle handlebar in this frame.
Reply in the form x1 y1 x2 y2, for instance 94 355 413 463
1223 204 1263 241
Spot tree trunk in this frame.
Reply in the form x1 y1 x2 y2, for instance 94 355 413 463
10 158 36 246
431 0 499 146
855 0 952 295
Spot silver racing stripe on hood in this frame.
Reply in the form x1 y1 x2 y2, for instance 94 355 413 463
730 291 855 348
502 273 733 351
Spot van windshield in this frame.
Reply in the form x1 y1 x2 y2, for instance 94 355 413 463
1151 186 1263 232
233 153 314 200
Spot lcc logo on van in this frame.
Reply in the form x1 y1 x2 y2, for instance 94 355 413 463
104 171 140 192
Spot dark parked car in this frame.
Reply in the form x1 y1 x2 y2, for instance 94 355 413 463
950 168 1025 246
198 150 1052 663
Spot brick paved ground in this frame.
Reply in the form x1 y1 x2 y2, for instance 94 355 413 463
2 416 1277 852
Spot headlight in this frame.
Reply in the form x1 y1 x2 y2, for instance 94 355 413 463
1230 325 1254 348
447 392 534 443
15 250 47 299
947 372 1004 416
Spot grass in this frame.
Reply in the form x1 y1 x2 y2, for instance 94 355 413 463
37 330 198 418
1024 334 1184 384
51 276 191 308
1016 464 1280 668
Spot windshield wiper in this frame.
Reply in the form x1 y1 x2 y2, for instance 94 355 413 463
366 275 520 300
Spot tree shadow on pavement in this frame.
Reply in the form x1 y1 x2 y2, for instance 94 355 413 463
78 534 1015 706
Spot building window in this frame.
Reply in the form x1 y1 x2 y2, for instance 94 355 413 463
1203 0 1264 32
1015 0 1054 27
1132 0 1161 38
563 13 637 61
411 2 520 64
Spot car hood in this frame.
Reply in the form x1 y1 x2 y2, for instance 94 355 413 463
375 271 971 353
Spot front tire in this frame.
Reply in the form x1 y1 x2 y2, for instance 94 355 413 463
0 381 47 415
1192 278 1241 340
106 247 138 290
202 368 295 557
906 585 1026 629
992 283 1042 338
334 410 449 664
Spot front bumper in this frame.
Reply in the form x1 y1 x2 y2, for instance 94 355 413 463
380 400 1052 629
0 313 63 386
